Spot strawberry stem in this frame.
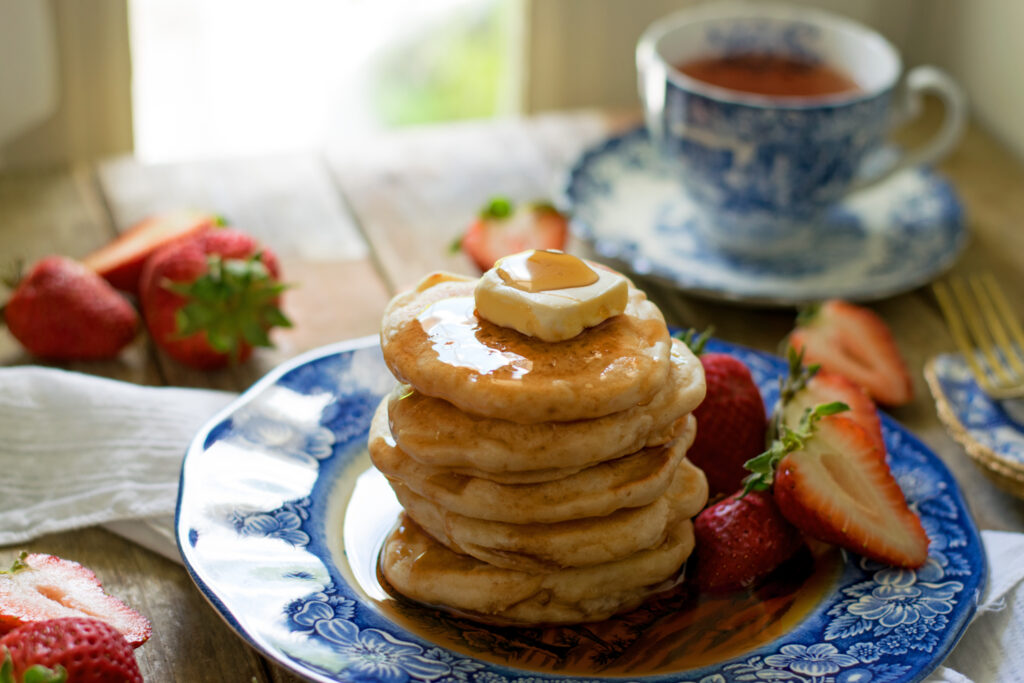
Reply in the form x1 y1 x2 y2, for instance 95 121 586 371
1 551 28 575
742 401 849 494
1 649 68 683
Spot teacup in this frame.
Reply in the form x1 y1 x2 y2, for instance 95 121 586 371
636 1 966 258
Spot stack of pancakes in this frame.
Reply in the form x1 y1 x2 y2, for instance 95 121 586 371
372 271 708 624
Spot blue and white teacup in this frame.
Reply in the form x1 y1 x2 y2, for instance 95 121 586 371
637 2 966 258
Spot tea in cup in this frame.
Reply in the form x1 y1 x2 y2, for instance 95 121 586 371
636 2 966 257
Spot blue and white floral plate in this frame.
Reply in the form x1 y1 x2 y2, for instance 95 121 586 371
564 128 967 306
177 336 986 683
926 353 1024 497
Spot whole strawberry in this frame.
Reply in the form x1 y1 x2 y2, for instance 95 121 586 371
691 490 804 593
679 330 768 496
2 256 138 360
1 617 141 683
139 228 291 370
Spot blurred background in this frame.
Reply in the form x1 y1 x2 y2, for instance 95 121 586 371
0 0 1021 168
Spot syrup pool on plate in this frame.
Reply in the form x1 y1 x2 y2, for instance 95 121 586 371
342 467 842 677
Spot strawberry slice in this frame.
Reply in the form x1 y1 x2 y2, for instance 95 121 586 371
745 404 929 568
82 210 219 294
691 490 804 594
458 197 568 272
788 300 913 406
776 349 885 455
0 553 150 648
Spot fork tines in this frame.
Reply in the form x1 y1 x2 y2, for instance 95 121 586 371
934 274 1024 399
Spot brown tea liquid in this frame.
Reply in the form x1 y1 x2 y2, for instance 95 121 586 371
677 54 860 97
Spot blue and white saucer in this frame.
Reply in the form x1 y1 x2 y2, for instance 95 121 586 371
926 353 1024 496
565 128 967 306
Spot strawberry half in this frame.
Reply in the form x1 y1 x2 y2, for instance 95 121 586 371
1 617 142 683
678 329 768 496
82 210 220 295
745 404 929 568
458 197 568 272
139 228 291 370
788 299 913 406
0 553 150 648
691 490 804 594
776 348 885 456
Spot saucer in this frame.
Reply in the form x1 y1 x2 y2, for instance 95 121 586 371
564 128 967 306
926 353 1024 497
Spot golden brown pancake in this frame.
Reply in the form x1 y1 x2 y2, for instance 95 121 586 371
379 272 672 423
393 457 708 572
380 515 695 625
387 339 706 479
369 399 696 523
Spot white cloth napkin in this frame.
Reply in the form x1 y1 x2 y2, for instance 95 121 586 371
1 367 1023 680
0 366 235 561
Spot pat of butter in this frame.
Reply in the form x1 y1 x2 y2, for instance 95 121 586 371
474 250 628 341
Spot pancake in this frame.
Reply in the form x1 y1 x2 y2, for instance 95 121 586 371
380 515 696 625
370 399 696 523
379 272 672 423
388 339 706 478
393 457 708 571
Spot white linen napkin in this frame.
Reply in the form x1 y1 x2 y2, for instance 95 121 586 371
1 366 1023 679
0 366 235 561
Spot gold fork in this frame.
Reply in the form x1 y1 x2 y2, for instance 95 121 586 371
933 274 1024 399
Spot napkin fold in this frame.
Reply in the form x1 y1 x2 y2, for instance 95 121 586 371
1 366 1023 681
0 366 235 559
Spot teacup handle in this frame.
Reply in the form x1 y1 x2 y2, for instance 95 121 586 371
854 66 967 190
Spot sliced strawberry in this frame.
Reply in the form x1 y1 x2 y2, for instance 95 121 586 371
770 419 928 568
776 351 885 456
789 300 913 406
459 197 568 272
691 490 804 594
0 553 150 647
82 210 219 294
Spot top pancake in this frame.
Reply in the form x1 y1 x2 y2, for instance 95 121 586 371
380 272 672 423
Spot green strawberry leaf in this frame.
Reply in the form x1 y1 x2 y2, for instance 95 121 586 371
447 234 464 254
479 196 513 220
672 327 713 357
742 400 849 494
0 649 67 683
162 252 292 362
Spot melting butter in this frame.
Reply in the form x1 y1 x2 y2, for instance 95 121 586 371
475 249 628 342
496 249 599 293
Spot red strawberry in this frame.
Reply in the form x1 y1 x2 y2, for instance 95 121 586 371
776 350 885 455
458 197 568 272
1 617 141 683
691 490 804 593
2 256 138 360
679 330 768 496
0 553 150 647
788 299 913 406
139 228 291 370
82 210 220 295
746 405 929 568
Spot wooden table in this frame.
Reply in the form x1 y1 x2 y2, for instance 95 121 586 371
1 108 1022 680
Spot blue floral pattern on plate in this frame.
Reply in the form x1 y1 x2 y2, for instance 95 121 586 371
925 352 1024 493
563 128 966 306
176 336 986 683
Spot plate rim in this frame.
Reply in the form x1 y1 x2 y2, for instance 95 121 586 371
562 126 969 308
176 338 988 683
